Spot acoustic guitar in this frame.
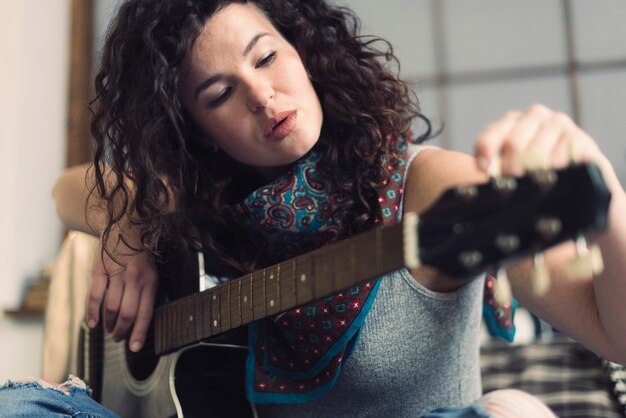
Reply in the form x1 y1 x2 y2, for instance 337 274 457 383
77 163 611 418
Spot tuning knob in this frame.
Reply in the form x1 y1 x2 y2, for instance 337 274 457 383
495 234 520 254
568 236 604 279
520 150 550 171
493 268 513 307
492 177 517 195
529 170 558 190
535 217 562 240
455 185 479 200
531 253 551 296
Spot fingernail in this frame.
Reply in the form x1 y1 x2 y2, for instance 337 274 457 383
131 341 142 352
477 156 489 172
88 319 97 328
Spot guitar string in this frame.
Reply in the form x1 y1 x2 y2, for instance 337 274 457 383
87 241 392 367
94 229 478 366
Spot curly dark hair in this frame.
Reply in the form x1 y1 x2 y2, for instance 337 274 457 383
90 0 432 275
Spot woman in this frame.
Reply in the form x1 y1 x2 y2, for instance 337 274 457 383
3 0 626 417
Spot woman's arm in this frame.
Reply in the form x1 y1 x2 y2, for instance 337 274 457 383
404 104 626 365
52 163 160 353
476 106 626 365
52 163 101 235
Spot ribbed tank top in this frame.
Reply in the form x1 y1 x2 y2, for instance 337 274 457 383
256 145 485 417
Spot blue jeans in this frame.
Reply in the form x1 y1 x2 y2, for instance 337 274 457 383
0 376 119 418
423 402 491 418
0 376 489 418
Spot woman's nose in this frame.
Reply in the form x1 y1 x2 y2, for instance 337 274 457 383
246 80 274 112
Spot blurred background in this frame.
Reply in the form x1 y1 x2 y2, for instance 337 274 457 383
1 0 625 382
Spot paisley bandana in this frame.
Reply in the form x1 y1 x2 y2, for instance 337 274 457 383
229 136 515 404
230 137 409 404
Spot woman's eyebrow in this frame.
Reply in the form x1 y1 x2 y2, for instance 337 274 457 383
244 32 271 56
194 74 223 101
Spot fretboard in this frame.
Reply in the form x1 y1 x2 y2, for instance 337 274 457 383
154 221 408 355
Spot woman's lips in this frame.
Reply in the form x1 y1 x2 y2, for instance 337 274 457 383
265 111 297 140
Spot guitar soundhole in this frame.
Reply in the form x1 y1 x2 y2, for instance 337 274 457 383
125 343 160 381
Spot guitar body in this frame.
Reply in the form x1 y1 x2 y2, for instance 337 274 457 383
97 336 254 418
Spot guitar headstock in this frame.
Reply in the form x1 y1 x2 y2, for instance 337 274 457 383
416 163 611 279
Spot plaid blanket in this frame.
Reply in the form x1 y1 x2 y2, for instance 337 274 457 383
481 337 625 418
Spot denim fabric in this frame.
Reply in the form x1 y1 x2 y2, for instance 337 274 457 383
0 376 119 418
423 402 491 418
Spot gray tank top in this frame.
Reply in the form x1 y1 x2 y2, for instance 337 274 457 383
256 145 485 417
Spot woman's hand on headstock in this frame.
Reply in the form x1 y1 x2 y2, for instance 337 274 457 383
474 104 615 185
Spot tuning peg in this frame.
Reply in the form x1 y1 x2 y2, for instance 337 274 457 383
567 235 604 279
531 253 551 297
495 234 520 254
520 150 550 171
535 217 562 240
455 184 479 200
568 138 582 164
493 268 513 308
486 155 502 178
529 170 558 189
492 177 517 195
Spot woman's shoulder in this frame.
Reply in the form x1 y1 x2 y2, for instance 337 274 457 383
403 147 488 214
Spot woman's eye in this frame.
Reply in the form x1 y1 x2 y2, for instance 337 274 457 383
208 87 232 108
256 52 276 68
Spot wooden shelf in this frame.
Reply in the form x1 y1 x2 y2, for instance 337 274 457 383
4 308 45 318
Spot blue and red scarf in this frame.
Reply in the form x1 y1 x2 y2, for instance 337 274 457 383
230 137 514 405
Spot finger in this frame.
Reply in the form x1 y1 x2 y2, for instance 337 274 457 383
104 273 124 334
111 278 141 342
499 105 552 176
475 111 522 174
522 113 569 170
129 278 159 352
87 255 109 328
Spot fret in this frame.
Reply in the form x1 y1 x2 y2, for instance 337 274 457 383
192 299 199 342
382 224 405 273
264 265 281 316
180 300 196 341
291 259 297 307
252 271 265 321
210 288 221 334
279 262 296 309
313 245 333 298
229 280 241 329
219 285 230 332
176 300 184 344
169 303 176 349
226 283 232 331
240 275 253 325
206 291 213 338
168 305 174 349
295 254 313 305
237 279 243 328
198 293 206 339
353 233 377 284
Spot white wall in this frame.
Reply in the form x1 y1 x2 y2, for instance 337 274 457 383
0 0 70 380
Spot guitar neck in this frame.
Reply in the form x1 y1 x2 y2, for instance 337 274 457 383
154 219 413 355
153 163 612 355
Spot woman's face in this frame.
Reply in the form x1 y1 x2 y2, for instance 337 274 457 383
179 3 323 179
